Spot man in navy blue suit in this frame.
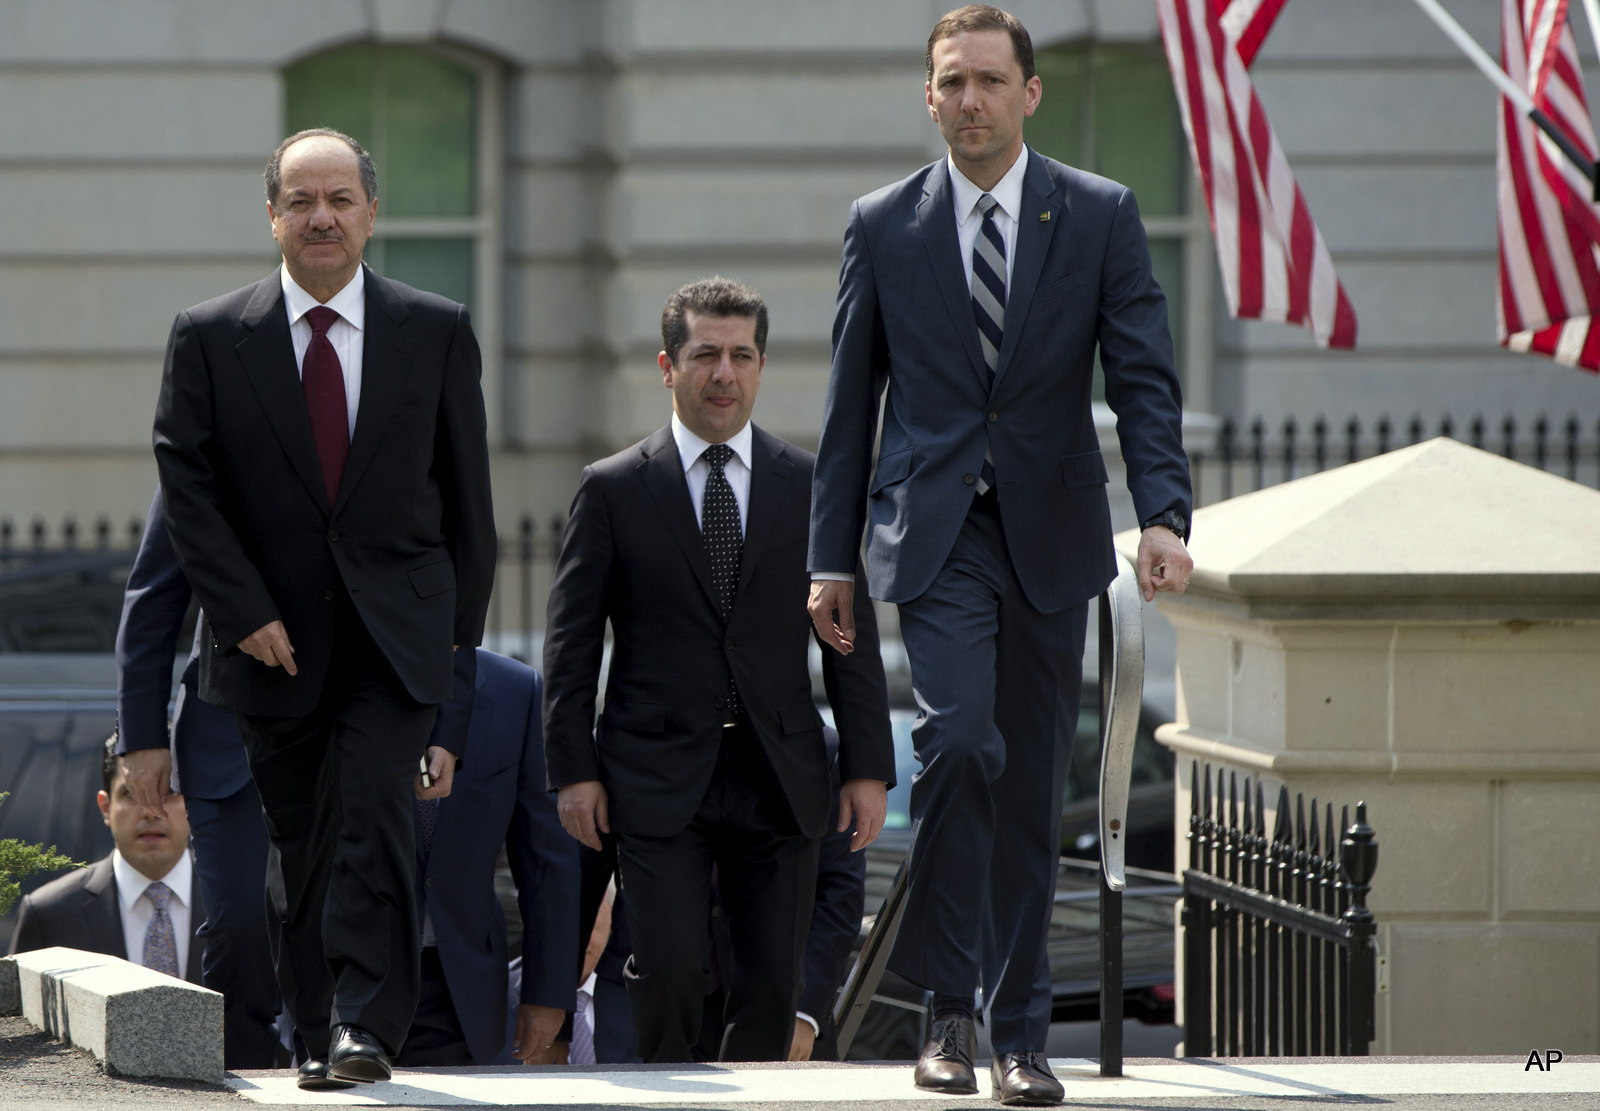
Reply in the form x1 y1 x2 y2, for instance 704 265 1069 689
398 647 578 1069
807 7 1193 1103
115 490 281 1069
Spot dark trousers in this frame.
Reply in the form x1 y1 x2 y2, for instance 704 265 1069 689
615 723 819 1064
891 494 1088 1053
236 602 438 1059
395 947 474 1066
186 778 282 1069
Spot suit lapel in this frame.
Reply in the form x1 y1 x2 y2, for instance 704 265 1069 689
84 857 127 959
336 268 414 515
234 275 329 513
637 427 721 615
993 149 1064 389
735 427 793 598
917 161 990 392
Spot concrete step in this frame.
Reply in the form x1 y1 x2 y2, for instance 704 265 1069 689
225 1056 1600 1106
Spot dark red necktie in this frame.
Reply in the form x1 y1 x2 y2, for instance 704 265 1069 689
301 305 349 508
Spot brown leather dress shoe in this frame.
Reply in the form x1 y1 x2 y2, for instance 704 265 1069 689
990 1050 1065 1105
297 1058 357 1091
914 1012 978 1094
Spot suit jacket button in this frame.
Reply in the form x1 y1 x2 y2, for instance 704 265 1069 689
425 876 434 887
963 473 975 485
328 529 339 542
324 590 333 601
715 697 726 710
711 905 724 918
724 638 734 651
988 410 999 422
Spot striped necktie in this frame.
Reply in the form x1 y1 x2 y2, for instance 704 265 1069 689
970 193 1005 496
142 881 180 978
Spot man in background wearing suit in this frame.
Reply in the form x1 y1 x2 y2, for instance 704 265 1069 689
115 490 281 1069
153 128 497 1090
544 278 895 1064
11 737 204 986
807 7 1193 1103
398 647 578 1069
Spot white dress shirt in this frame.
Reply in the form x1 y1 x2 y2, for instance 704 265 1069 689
111 848 194 977
948 145 1027 295
810 149 1031 585
671 413 754 534
281 264 366 441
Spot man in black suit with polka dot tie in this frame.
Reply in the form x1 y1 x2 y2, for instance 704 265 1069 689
542 278 895 1064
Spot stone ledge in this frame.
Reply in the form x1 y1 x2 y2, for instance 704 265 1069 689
4 947 223 1084
1156 723 1600 779
0 955 17 1014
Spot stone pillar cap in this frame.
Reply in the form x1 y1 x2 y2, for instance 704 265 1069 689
1115 437 1600 619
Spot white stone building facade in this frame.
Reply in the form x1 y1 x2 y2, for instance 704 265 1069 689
1 0 1596 548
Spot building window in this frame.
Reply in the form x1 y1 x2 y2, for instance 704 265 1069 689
284 43 492 313
1029 42 1211 408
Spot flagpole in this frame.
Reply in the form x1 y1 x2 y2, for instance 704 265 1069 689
1581 0 1600 76
1410 0 1599 192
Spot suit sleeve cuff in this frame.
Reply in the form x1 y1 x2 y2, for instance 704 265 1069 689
810 572 855 583
796 1010 820 1036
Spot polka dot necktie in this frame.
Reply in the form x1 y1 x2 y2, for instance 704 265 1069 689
142 881 180 978
701 443 744 719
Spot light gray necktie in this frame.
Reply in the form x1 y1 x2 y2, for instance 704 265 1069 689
142 881 180 978
571 984 596 1064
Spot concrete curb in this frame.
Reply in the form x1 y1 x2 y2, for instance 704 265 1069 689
5 947 223 1083
0 954 18 1014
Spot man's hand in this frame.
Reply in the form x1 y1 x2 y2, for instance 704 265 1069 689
807 580 856 655
121 747 173 817
789 1017 816 1061
838 777 887 852
511 1003 566 1064
1135 525 1193 603
237 620 297 676
414 745 456 800
557 780 610 851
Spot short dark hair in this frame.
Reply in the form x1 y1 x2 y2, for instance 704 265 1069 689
264 128 378 206
102 734 122 795
926 4 1036 84
660 277 769 365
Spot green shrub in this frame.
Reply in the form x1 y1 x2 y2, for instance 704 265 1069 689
0 793 84 917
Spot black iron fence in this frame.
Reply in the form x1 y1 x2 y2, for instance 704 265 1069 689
1181 762 1379 1057
1191 412 1600 507
485 515 565 664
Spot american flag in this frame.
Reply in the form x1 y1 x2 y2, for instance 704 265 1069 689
1497 0 1600 373
1157 0 1357 348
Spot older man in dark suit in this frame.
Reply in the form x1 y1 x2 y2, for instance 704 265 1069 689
152 127 496 1089
11 737 204 985
807 7 1193 1103
544 278 895 1064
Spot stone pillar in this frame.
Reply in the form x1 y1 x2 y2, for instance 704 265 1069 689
1118 438 1600 1055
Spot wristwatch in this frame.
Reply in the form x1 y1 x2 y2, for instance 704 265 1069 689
1141 508 1189 543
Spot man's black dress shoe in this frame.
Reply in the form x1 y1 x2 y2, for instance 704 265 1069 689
914 1013 978 1094
990 1050 1065 1106
297 1059 357 1092
329 1024 392 1084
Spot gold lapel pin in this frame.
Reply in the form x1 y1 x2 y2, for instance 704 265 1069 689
1040 211 1051 222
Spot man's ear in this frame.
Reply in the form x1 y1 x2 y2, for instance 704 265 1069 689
97 789 111 827
659 350 675 388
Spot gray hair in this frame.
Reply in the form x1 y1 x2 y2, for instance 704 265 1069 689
660 277 769 365
264 128 378 205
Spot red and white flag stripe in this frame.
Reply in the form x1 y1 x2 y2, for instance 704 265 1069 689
1158 0 1357 349
1497 0 1600 373
1211 0 1289 67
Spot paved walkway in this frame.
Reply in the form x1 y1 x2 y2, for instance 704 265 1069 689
225 1056 1600 1107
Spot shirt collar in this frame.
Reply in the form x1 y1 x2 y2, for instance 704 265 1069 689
949 144 1030 229
112 847 193 916
280 263 366 331
671 413 755 475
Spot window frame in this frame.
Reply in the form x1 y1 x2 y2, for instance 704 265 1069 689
1035 37 1214 412
280 42 506 445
